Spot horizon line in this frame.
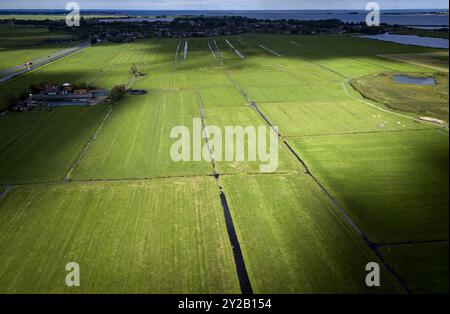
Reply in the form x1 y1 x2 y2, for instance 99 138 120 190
1 8 449 11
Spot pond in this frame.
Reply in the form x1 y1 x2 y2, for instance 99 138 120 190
357 33 449 49
393 75 436 86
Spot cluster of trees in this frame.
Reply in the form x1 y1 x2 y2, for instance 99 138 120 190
2 84 43 111
2 88 36 111
108 85 126 103
130 65 145 78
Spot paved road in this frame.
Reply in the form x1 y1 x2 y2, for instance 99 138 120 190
0 42 91 84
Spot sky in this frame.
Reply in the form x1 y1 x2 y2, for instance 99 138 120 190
0 0 448 10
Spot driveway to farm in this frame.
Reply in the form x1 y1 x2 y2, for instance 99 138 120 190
0 42 91 84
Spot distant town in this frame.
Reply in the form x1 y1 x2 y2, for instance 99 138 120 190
0 15 425 43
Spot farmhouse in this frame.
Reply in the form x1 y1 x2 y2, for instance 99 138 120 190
14 83 110 112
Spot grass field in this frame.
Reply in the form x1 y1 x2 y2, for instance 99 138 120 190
378 51 449 73
0 33 448 293
289 130 449 244
380 242 449 294
0 25 78 75
221 174 401 293
0 25 75 47
351 72 449 121
0 178 240 293
0 106 110 184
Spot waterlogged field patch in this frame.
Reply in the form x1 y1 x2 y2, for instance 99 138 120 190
0 178 240 293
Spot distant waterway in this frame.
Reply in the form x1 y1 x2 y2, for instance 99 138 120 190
358 33 449 48
1 9 448 27
99 17 174 23
394 75 436 86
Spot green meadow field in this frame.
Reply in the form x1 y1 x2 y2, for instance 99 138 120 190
351 72 449 121
0 32 448 293
0 179 240 294
0 25 77 71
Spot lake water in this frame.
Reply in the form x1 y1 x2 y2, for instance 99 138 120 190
99 17 174 23
358 33 449 48
2 9 449 27
394 75 436 86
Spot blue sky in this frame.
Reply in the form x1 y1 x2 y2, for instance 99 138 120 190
0 0 448 10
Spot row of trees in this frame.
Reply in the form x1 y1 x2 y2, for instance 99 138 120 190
4 15 410 42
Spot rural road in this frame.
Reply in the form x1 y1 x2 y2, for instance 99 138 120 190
0 42 91 84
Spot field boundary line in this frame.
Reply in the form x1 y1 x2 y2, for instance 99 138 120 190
284 127 439 138
259 44 282 57
209 40 225 66
0 171 300 189
207 41 217 59
0 186 14 201
221 170 296 177
183 40 188 61
175 41 182 64
196 90 217 176
195 88 254 295
71 174 214 182
64 107 113 180
226 39 245 59
170 41 182 88
1 174 216 189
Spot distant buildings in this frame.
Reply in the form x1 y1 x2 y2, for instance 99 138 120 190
14 83 109 112
2 15 408 42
